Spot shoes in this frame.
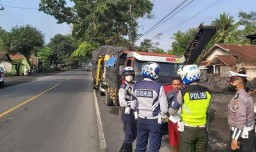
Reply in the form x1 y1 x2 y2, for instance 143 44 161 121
119 142 133 152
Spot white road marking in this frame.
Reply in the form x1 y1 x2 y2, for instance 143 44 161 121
94 90 107 149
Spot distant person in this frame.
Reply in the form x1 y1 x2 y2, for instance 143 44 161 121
119 67 137 152
227 71 255 151
169 65 211 152
166 77 182 152
133 62 168 152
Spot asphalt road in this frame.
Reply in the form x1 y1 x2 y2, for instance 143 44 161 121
0 70 100 152
1 70 237 152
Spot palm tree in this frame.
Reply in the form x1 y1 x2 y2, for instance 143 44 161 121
212 13 236 43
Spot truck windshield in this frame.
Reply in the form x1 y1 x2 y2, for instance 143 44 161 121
134 60 183 77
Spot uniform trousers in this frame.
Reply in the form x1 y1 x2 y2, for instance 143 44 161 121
135 117 163 152
229 130 255 152
179 126 208 152
122 113 137 143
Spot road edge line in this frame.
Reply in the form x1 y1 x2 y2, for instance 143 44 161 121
93 89 107 150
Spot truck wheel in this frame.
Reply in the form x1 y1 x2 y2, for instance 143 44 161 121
99 82 105 96
105 91 113 106
92 80 97 89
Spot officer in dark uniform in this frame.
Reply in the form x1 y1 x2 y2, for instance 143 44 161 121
228 71 255 152
169 64 211 152
133 62 168 152
119 67 137 152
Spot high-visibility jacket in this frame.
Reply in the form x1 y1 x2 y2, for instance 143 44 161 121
181 85 211 126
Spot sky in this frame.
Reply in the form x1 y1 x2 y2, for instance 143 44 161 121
0 0 255 51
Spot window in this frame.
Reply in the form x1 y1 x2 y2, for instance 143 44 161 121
134 60 183 77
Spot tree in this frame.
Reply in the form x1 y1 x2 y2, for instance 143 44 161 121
212 13 237 43
71 41 96 63
239 11 256 27
237 11 256 44
37 47 52 71
136 39 165 53
0 27 7 51
1 25 44 64
47 34 77 67
39 0 153 47
137 39 153 52
170 28 197 56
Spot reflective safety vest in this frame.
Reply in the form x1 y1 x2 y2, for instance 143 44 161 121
181 85 211 126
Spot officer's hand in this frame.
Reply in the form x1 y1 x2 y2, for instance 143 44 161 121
231 139 240 150
127 100 136 110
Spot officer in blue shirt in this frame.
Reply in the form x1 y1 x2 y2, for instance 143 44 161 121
119 67 137 152
133 62 168 152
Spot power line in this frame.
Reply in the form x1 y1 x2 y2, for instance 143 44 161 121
2 5 38 10
162 0 226 34
0 11 19 26
5 8 26 25
140 0 188 38
1 9 25 26
142 0 194 38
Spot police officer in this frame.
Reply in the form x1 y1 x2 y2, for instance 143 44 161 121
169 64 211 152
227 71 255 152
119 67 137 152
133 62 168 152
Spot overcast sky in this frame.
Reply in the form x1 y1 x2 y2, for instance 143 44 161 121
0 0 255 51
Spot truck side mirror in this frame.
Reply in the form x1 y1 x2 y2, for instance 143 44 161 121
119 65 124 75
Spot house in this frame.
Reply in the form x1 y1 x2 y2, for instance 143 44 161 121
0 52 13 73
9 53 30 75
200 44 256 80
0 52 25 75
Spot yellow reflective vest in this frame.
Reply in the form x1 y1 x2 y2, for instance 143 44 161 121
181 85 211 126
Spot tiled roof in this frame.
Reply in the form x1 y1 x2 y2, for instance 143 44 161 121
205 55 237 66
216 44 256 63
200 61 209 66
215 55 237 66
201 44 256 64
9 53 26 60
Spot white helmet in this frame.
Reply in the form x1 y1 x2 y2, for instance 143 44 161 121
141 62 161 80
122 66 135 76
177 64 201 85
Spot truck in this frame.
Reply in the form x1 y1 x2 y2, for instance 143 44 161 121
103 24 218 106
104 49 185 106
92 45 117 95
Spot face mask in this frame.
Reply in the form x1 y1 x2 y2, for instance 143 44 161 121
228 84 237 92
125 75 134 82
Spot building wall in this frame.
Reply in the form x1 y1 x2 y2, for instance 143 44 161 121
220 66 233 77
246 68 256 81
0 61 12 72
206 49 230 61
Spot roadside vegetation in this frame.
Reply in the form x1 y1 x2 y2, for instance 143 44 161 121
0 0 255 74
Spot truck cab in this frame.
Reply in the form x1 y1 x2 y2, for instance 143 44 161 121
104 50 185 106
125 51 185 85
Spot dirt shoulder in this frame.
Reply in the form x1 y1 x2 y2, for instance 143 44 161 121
3 72 61 88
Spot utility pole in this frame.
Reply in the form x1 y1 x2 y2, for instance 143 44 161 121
129 4 135 51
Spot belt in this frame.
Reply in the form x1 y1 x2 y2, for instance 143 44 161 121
184 123 205 128
230 126 254 131
138 115 158 120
